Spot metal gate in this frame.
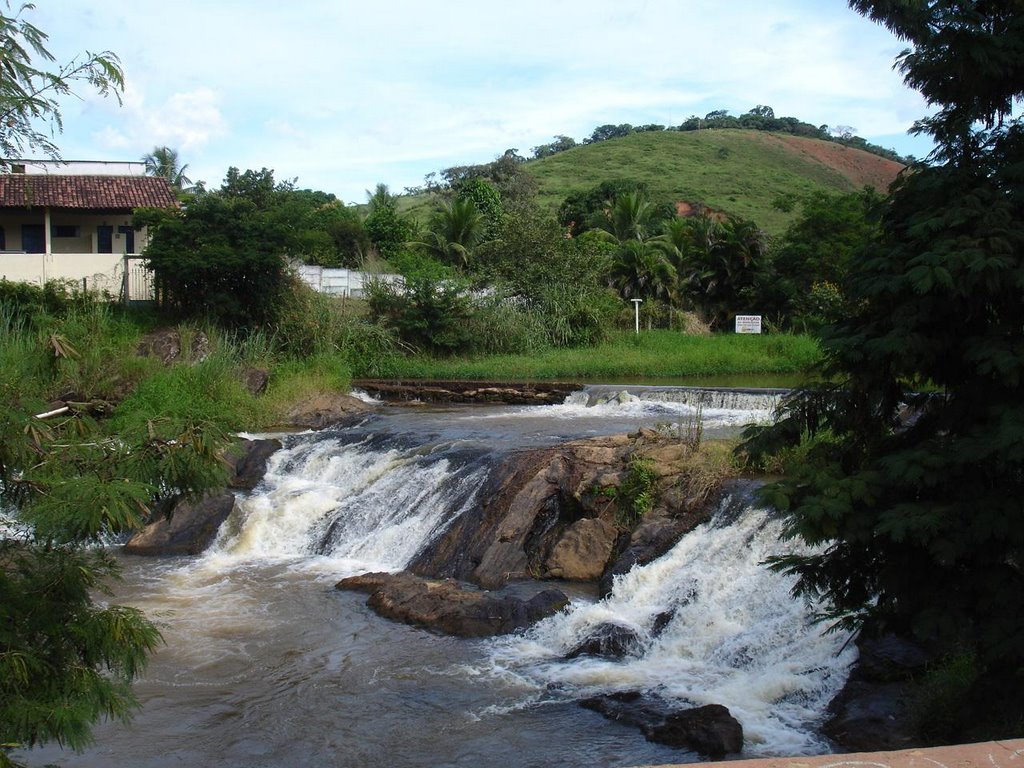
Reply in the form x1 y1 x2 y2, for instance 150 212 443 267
123 258 155 302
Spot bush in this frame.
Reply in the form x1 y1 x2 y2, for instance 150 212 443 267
366 275 473 354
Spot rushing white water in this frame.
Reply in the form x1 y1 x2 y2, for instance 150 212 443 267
204 433 490 578
479 489 855 757
477 385 785 431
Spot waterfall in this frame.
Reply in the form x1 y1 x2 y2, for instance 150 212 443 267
183 402 847 757
550 385 783 430
480 488 855 757
205 430 491 576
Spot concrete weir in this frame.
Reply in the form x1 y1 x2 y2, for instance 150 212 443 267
639 739 1024 768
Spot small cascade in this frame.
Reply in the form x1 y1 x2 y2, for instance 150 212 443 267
482 489 855 757
577 384 784 412
207 430 491 574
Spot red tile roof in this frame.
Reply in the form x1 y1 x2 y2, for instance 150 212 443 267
0 174 179 210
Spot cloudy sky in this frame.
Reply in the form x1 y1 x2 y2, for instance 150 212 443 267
34 1 932 203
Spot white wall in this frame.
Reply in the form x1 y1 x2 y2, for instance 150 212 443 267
13 160 146 176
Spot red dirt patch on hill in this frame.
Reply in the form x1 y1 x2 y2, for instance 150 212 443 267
766 134 906 192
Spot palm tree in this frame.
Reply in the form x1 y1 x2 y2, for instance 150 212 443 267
365 182 398 214
608 239 675 303
141 146 192 191
410 198 484 268
672 213 766 327
600 190 656 242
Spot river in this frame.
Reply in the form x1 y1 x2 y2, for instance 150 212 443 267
19 386 855 768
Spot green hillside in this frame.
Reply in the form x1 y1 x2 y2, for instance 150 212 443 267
525 129 904 235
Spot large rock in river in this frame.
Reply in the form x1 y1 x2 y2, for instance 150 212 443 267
410 431 724 590
337 571 569 637
124 490 236 556
282 392 374 430
580 692 744 757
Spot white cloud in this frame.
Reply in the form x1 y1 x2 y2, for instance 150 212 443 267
93 83 228 152
36 0 934 199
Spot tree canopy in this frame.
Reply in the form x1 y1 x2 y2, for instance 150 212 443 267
743 0 1024 738
0 9 204 766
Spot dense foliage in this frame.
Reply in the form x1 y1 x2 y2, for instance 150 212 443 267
139 189 290 327
743 0 1024 740
761 187 884 330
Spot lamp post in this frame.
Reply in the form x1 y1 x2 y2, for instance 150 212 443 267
631 298 643 334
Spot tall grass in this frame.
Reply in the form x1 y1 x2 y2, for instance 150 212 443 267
0 304 49 407
357 330 821 382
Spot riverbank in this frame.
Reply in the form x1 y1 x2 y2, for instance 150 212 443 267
359 330 820 382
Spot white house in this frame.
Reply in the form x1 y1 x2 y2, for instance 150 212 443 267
0 160 178 297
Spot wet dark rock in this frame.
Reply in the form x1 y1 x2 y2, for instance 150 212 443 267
647 704 744 756
336 571 569 637
124 491 235 556
823 679 916 752
856 634 932 682
823 633 932 751
580 693 743 757
227 438 282 490
650 611 675 637
282 392 374 430
565 622 642 660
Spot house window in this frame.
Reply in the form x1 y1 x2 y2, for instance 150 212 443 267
10 163 25 174
52 225 81 238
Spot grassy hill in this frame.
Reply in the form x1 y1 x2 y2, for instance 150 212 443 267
525 129 905 235
398 129 905 236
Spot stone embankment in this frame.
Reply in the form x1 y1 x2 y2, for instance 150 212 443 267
353 378 580 405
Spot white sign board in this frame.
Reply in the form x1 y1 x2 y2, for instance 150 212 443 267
735 315 762 334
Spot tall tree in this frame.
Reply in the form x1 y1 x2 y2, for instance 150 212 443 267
600 190 656 243
608 239 675 303
363 183 415 262
745 0 1024 737
661 212 768 328
141 146 193 191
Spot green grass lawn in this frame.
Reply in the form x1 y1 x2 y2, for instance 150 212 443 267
357 331 821 384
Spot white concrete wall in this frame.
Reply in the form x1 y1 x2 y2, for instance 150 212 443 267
13 160 146 176
296 265 403 297
0 252 129 295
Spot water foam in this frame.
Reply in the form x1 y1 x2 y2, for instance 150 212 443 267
204 433 489 578
481 493 854 757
